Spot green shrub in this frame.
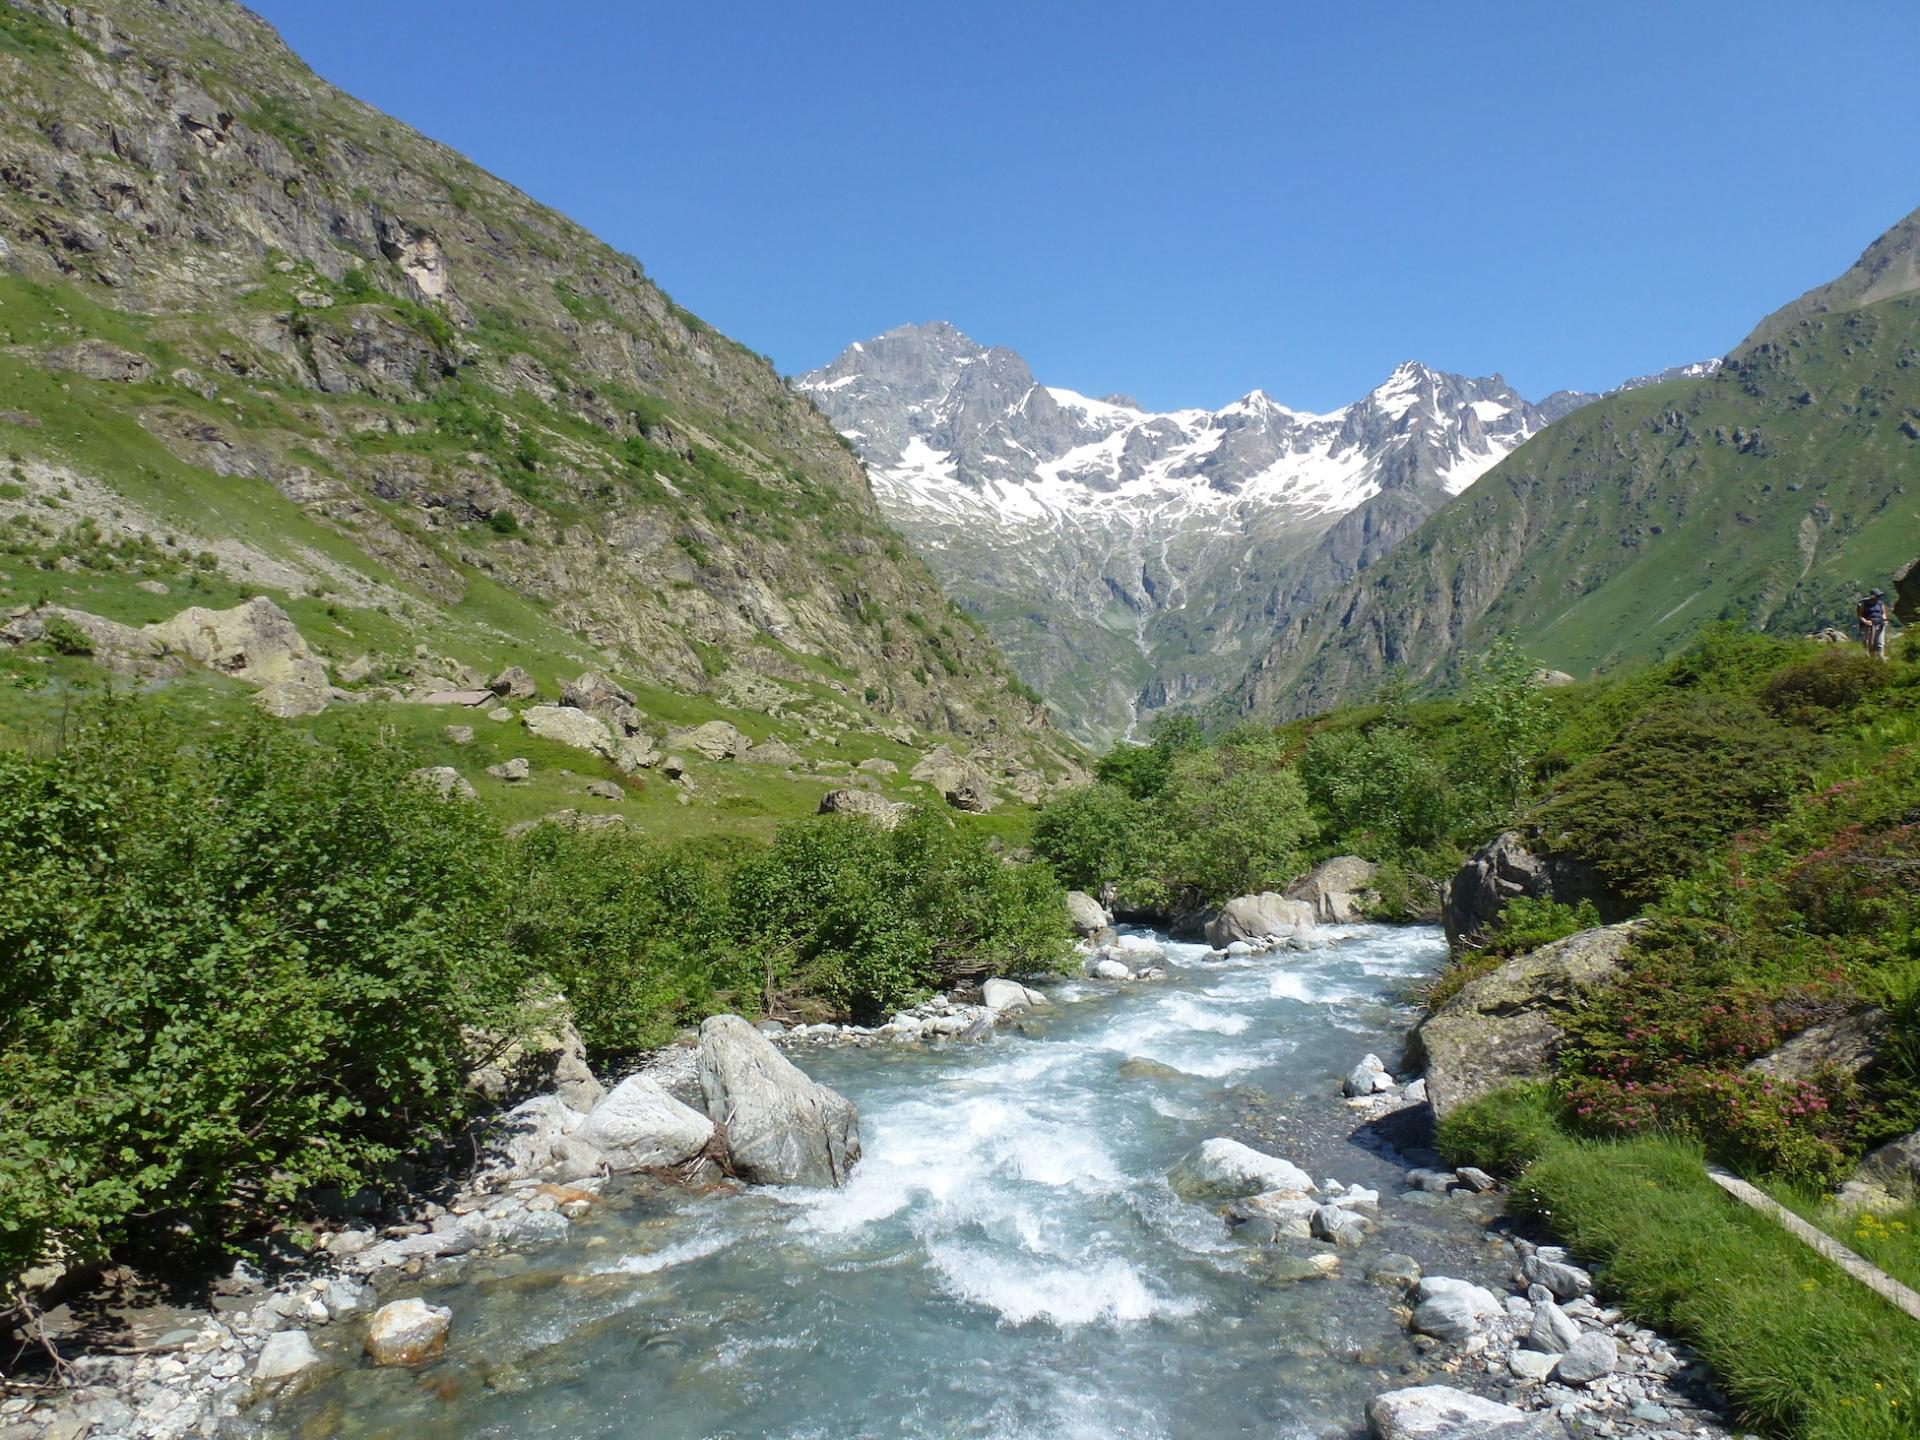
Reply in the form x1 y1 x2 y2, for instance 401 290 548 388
0 703 528 1281
1301 723 1455 857
1031 782 1162 896
1435 1083 1561 1178
507 826 727 1058
1531 693 1822 906
1160 734 1317 901
1761 649 1891 726
1478 895 1602 959
39 614 93 656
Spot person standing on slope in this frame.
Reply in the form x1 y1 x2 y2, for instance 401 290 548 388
1856 588 1890 659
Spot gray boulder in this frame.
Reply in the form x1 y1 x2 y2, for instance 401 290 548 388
1344 1053 1395 1097
1526 1299 1581 1354
1414 924 1640 1118
1894 555 1919 624
944 779 996 813
679 720 749 760
1203 892 1316 948
1441 830 1614 946
1554 1332 1618 1386
1521 1252 1593 1301
1747 1006 1887 1082
523 704 618 760
253 1330 323 1383
490 665 536 699
819 788 911 830
981 978 1048 1013
487 757 531 783
1366 1385 1570 1439
146 596 329 694
471 1094 593 1183
697 1015 861 1187
571 1075 714 1173
1285 855 1380 923
1167 1138 1316 1201
1858 1128 1920 1197
409 765 476 800
1065 890 1111 935
1410 1278 1500 1343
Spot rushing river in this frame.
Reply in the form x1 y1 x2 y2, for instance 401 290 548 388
274 925 1516 1440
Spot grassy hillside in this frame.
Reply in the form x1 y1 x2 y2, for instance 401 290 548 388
0 0 1080 802
1231 205 1920 720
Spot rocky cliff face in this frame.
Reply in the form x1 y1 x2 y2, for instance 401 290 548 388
800 323 1575 743
1227 203 1920 721
0 0 1076 777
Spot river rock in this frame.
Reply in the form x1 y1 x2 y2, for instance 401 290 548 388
1285 855 1380 923
1526 1299 1581 1353
1311 1203 1369 1247
1508 1347 1559 1381
1441 830 1620 946
253 1330 322 1383
981 978 1048 1013
1366 1384 1570 1439
697 1014 861 1187
1086 957 1132 980
1168 1138 1317 1201
1410 1277 1502 1344
471 1094 591 1182
1553 1331 1618 1386
1065 891 1110 935
1228 1189 1322 1237
1413 924 1640 1118
364 1297 451 1366
1521 1252 1593 1301
1344 1053 1394 1097
1204 892 1317 948
571 1075 715 1172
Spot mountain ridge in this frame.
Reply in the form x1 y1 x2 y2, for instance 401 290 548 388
800 322 1575 742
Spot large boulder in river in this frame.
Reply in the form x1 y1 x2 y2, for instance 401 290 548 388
1441 831 1616 947
1204 892 1316 948
1065 890 1111 935
1414 924 1640 1119
1366 1384 1569 1439
571 1075 715 1172
697 1015 861 1187
1167 1138 1317 1201
1285 856 1380 924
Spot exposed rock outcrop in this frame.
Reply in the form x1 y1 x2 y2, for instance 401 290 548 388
1441 831 1616 946
818 789 910 829
1414 924 1641 1118
1893 555 1919 624
1747 1006 1887 1082
1065 890 1111 935
696 1014 861 1187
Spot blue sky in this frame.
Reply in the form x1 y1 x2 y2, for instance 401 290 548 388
250 1 1919 413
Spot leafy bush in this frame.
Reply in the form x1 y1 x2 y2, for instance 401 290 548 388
39 614 94 656
1030 782 1161 897
1300 723 1455 857
1435 1083 1561 1178
727 811 1071 1022
1478 895 1602 960
1159 733 1317 902
1761 649 1891 726
0 704 528 1280
507 826 727 1057
1530 693 1822 906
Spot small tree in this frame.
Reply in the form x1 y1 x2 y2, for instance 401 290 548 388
1466 638 1552 822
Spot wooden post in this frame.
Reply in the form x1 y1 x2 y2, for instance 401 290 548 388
1706 1166 1920 1323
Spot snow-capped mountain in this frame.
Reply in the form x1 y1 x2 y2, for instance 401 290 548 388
797 322 1580 743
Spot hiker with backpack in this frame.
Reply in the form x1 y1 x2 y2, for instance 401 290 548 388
1857 588 1890 659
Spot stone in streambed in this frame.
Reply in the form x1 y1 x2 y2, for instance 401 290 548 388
981 978 1049 1013
1167 1138 1317 1202
253 1330 323 1383
697 1014 861 1187
1553 1331 1617 1386
1520 1252 1592 1300
571 1075 714 1172
364 1297 451 1366
1366 1384 1571 1439
1065 890 1110 935
1526 1299 1581 1354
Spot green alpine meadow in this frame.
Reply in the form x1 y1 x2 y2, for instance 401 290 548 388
1 3 1917 1439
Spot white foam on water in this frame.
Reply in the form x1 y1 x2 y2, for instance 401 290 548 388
594 1229 736 1276
924 1240 1200 1328
1266 968 1368 1005
1159 995 1252 1035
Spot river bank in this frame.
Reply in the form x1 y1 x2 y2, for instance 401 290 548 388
5 925 1749 1440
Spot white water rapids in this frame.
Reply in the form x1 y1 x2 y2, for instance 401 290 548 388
271 925 1520 1440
